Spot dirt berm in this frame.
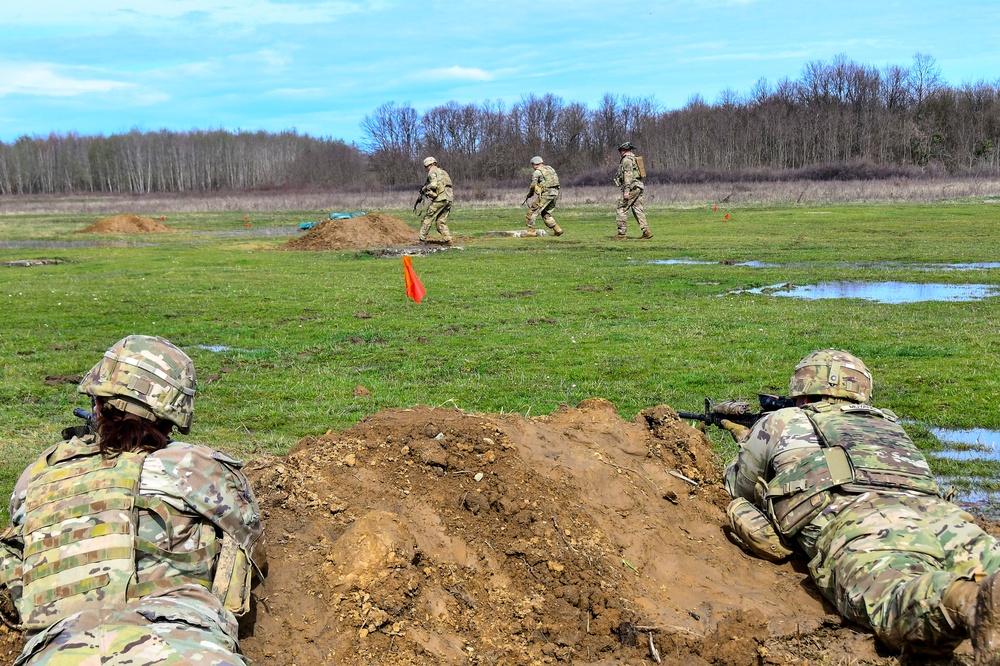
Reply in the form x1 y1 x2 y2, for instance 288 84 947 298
0 400 970 665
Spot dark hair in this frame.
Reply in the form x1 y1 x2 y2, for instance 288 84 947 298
97 402 171 456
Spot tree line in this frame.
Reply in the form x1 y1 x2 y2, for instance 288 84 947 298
2 53 999 196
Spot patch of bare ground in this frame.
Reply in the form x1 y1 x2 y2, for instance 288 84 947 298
77 213 173 234
230 400 971 666
280 213 419 251
2 178 1000 215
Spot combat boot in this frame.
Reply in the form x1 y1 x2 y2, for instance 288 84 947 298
640 229 653 239
973 572 1000 665
524 229 538 237
612 234 627 240
552 224 564 236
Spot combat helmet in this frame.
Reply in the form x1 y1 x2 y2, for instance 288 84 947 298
618 141 635 151
788 349 872 404
79 335 197 433
530 156 544 165
422 156 437 167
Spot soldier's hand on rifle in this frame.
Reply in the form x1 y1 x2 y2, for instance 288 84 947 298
720 419 751 444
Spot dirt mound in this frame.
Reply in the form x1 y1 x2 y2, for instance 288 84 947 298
0 400 960 665
235 400 911 666
78 214 172 234
282 213 419 251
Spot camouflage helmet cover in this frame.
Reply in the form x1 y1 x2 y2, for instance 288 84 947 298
422 156 437 167
530 156 544 165
788 349 872 404
618 141 635 151
79 335 197 433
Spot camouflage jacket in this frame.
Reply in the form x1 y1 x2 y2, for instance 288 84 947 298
422 166 454 202
614 153 644 190
1 436 263 638
528 165 560 197
725 401 938 556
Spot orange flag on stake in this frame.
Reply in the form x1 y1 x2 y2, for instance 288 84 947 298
402 255 426 303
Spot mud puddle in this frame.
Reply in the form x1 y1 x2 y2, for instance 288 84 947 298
1 259 67 267
483 229 550 237
732 281 999 303
927 428 1000 519
195 227 299 237
363 245 461 258
651 259 1000 271
930 428 1000 460
0 240 158 249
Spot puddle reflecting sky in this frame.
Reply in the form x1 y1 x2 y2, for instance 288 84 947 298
649 259 1000 271
738 281 999 303
195 344 233 352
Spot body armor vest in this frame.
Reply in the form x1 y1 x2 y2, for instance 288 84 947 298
762 403 939 537
536 165 559 191
615 154 643 187
19 439 146 630
15 438 249 631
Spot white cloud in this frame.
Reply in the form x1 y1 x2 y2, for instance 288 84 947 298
0 63 130 97
7 0 388 30
415 66 497 82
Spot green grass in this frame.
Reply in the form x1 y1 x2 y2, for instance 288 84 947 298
2 202 1000 520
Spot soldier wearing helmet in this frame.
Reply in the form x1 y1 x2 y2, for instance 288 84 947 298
723 349 1000 663
522 156 563 238
613 141 652 240
417 156 454 245
0 335 266 665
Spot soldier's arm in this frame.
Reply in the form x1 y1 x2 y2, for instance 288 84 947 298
723 412 781 499
151 444 264 551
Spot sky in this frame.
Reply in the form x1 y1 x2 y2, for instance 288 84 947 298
2 0 1000 147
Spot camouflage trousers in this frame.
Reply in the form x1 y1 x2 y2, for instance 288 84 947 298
808 491 1000 653
420 200 452 242
526 192 558 230
16 589 246 666
615 187 648 235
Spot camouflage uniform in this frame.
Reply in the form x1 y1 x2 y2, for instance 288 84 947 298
614 149 650 237
419 164 453 243
525 164 561 234
725 403 1000 653
0 335 264 666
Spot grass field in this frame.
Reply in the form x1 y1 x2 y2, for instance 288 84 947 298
2 198 1000 520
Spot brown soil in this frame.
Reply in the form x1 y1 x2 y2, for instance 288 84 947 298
78 214 173 234
281 213 419 251
0 400 973 665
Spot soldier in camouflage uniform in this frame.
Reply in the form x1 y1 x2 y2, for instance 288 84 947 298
723 349 1000 663
523 156 563 237
613 141 652 240
0 335 266 666
418 156 453 244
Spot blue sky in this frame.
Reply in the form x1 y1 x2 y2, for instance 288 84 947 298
2 0 999 146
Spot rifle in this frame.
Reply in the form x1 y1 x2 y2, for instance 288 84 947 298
413 193 424 213
62 407 96 440
677 393 795 430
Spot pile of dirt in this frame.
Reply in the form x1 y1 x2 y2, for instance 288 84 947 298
235 399 908 666
0 400 964 665
77 214 173 234
282 213 419 251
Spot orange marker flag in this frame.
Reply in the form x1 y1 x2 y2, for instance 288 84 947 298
402 255 426 303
